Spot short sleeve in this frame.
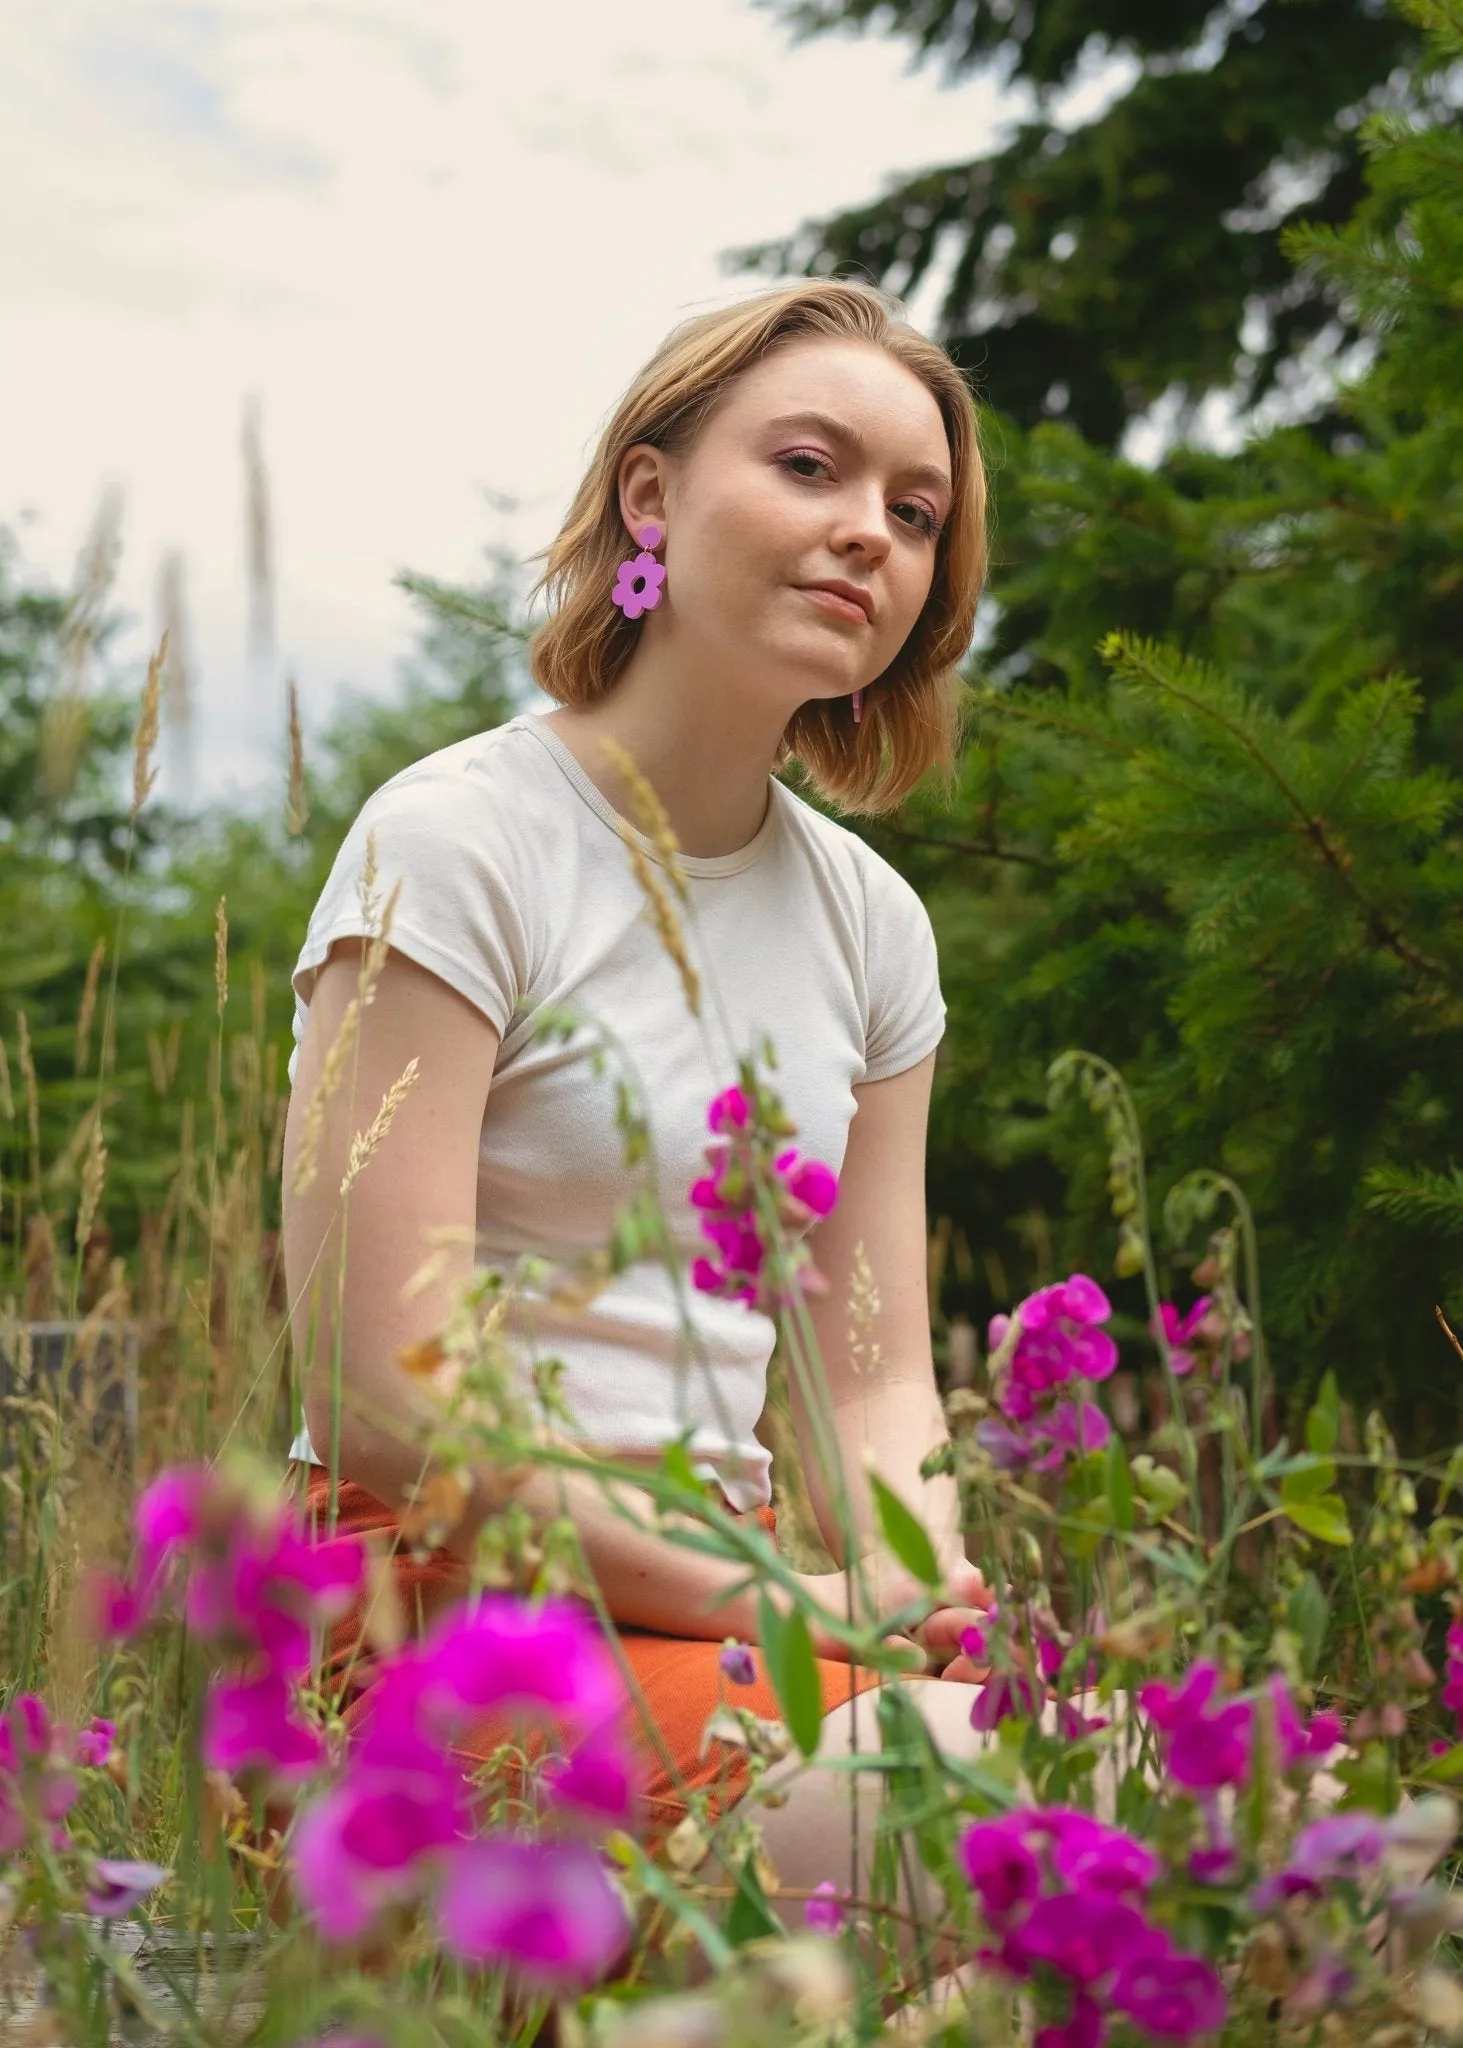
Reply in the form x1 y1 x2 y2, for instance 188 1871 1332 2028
860 854 947 1083
289 760 530 1051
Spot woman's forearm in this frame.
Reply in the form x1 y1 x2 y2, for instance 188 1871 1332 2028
308 1396 768 1645
812 1372 968 1577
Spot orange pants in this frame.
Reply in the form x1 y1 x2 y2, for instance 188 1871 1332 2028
297 1467 884 1852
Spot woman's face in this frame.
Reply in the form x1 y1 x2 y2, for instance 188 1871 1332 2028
628 337 954 709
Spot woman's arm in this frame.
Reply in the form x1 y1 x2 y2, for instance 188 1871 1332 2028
281 941 876 1652
782 1050 970 1580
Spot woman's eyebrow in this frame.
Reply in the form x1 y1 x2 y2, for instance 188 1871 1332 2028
764 410 952 496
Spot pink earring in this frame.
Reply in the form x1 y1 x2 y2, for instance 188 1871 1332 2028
611 523 666 620
851 688 864 726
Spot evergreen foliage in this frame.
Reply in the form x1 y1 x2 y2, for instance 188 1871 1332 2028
740 0 1421 438
848 0 1463 1431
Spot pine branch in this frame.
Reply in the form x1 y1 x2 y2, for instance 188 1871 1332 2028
1362 1163 1463 1236
1100 632 1453 983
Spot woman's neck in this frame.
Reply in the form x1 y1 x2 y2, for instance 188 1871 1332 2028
539 651 794 860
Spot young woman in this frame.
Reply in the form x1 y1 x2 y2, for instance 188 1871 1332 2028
280 278 1000 1927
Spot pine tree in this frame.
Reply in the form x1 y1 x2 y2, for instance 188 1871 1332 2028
741 0 1420 441
846 0 1463 1430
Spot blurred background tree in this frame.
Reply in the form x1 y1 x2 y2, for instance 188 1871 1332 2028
739 0 1423 443
758 0 1461 1433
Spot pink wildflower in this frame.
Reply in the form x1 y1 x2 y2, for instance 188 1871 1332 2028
83 1859 171 1917
436 1835 631 1989
1154 1298 1213 1377
1111 1948 1226 2042
804 1879 846 1936
719 1641 757 1687
74 1717 116 1768
203 1670 326 1783
0 1695 79 1853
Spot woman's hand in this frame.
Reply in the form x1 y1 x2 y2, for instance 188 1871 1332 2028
785 1553 993 1672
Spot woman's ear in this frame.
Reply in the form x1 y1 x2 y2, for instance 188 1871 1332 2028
617 444 670 543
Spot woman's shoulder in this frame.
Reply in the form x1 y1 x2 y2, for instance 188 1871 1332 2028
772 776 929 923
355 716 552 831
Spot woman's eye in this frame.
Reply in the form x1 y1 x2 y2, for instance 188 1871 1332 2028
894 500 943 539
776 449 833 481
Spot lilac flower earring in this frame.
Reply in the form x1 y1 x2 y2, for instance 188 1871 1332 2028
851 688 864 726
611 523 666 621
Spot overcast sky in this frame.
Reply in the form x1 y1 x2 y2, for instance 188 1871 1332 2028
3 1 1021 811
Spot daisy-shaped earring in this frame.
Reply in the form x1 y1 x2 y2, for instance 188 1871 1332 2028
610 523 666 621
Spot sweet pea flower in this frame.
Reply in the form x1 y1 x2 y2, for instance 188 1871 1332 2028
83 1859 171 1918
1138 1664 1253 1792
435 1835 631 1990
420 1595 625 1739
960 1820 1043 1923
1034 1992 1103 2048
292 1764 470 1943
1037 1810 1160 1898
203 1670 326 1783
1154 1298 1213 1377
74 1717 116 1768
804 1880 846 1936
0 1695 80 1853
1013 1892 1167 1989
542 1737 640 1833
1111 1947 1226 2042
719 1641 757 1687
1443 1621 1463 1732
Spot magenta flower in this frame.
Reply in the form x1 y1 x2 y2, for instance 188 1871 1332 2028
804 1879 846 1936
773 1148 839 1219
960 1821 1043 1922
203 1670 326 1783
1035 1400 1111 1467
1443 1621 1463 1731
1138 1664 1253 1792
542 1737 640 1833
1034 1993 1103 2048
292 1766 469 1943
720 1641 757 1687
420 1595 625 1738
689 1089 839 1312
1013 1892 1167 1988
610 548 665 622
74 1717 116 1768
436 1835 630 1989
0 1695 79 1853
1036 1810 1160 1898
1111 1947 1226 2041
95 1465 363 1674
1154 1298 1213 1377
1249 1813 1387 1910
83 1859 171 1917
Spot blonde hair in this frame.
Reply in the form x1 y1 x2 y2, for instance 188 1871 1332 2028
528 280 987 817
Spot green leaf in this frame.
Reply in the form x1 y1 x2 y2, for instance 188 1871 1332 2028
1287 1571 1330 1678
1107 1434 1135 1534
1306 1371 1341 1455
724 1854 781 1946
1284 1495 1352 1545
869 1472 942 1588
1281 1457 1337 1504
757 1591 823 1758
1421 1744 1463 1784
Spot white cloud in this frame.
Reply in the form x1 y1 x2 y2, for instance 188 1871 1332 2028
1 0 1010 809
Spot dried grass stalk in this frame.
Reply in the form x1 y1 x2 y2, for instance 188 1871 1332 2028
215 897 229 1019
340 1058 420 1199
0 1036 14 1123
75 1112 108 1255
131 632 166 817
596 735 692 904
16 1010 40 1190
286 679 309 837
74 937 106 1078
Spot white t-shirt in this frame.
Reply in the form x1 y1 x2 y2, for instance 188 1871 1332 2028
286 710 946 1510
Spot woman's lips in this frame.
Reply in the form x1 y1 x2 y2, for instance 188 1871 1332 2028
796 585 871 626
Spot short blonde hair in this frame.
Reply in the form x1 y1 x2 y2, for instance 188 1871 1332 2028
528 280 987 816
